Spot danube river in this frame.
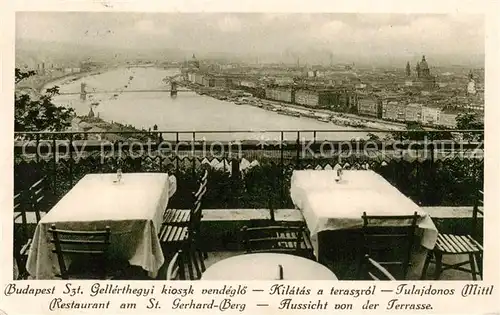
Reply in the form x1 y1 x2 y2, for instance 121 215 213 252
47 67 369 141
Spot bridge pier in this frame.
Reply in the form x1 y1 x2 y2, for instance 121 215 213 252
80 83 87 101
170 82 178 97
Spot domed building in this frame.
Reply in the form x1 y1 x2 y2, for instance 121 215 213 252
419 55 431 78
187 54 200 70
415 55 436 90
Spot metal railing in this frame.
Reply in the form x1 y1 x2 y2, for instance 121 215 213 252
14 129 484 209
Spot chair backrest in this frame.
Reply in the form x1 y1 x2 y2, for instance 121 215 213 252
363 254 396 280
189 171 208 233
15 177 46 228
472 190 484 240
360 211 419 279
168 175 177 198
29 177 47 213
49 224 111 280
240 225 306 255
199 169 208 186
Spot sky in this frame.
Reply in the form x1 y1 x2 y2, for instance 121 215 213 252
16 12 484 58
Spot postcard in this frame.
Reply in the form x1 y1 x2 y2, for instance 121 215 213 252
1 0 499 314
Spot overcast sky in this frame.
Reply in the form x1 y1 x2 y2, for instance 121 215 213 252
16 12 484 57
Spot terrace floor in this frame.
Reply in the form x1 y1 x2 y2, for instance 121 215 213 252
16 207 481 281
201 250 476 281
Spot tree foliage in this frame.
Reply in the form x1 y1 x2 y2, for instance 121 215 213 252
455 112 484 141
15 68 74 132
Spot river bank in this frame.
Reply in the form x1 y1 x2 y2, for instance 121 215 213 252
182 81 406 132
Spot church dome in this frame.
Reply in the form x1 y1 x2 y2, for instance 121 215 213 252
420 56 429 70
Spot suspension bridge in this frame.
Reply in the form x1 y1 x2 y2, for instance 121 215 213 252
67 77 191 100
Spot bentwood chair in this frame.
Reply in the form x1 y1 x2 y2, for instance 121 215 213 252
49 224 112 280
166 250 186 280
363 254 396 281
166 244 206 280
357 211 419 280
420 190 483 280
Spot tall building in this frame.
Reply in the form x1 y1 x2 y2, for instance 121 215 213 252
416 55 436 90
419 56 431 78
187 54 200 69
406 61 411 77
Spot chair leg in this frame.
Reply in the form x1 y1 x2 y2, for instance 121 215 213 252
469 254 477 281
191 250 201 279
197 250 206 272
475 252 483 279
420 251 432 280
433 252 443 280
355 252 364 280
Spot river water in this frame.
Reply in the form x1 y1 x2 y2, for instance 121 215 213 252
48 67 368 141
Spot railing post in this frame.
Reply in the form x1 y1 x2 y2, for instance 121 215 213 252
296 131 301 168
69 134 73 187
280 131 284 208
175 132 179 177
428 142 437 205
231 157 241 208
192 132 196 180
35 134 40 164
52 135 57 198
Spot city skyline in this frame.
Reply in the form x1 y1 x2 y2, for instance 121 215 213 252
16 12 484 65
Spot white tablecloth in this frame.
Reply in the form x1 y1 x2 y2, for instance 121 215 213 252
290 170 438 255
201 253 338 280
26 173 173 279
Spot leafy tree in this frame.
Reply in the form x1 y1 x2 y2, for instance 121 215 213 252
392 121 453 141
455 112 484 141
15 68 74 133
366 132 381 141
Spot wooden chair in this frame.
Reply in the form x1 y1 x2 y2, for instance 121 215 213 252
267 205 315 259
358 211 419 280
13 237 31 280
363 254 396 280
14 177 48 238
241 225 313 258
159 170 208 246
13 179 47 280
49 224 112 280
421 190 483 280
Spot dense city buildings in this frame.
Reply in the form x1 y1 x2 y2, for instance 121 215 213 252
181 54 483 129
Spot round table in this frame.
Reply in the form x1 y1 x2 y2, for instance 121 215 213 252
201 253 338 280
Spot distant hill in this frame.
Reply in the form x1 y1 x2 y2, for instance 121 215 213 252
15 39 190 68
15 39 485 70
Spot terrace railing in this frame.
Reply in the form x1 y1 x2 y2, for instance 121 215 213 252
14 129 484 209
